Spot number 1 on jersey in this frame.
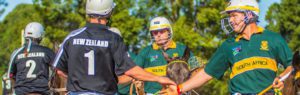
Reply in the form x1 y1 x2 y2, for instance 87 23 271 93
84 50 95 75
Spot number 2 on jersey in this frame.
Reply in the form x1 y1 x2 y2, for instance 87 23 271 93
84 50 95 75
26 60 37 78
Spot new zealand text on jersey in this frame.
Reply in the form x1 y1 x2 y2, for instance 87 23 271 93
73 38 108 47
17 52 45 59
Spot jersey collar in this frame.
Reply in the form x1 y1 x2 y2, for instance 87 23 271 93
235 26 264 42
152 40 176 50
85 22 108 30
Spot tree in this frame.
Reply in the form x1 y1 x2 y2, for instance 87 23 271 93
0 0 7 17
110 0 145 52
265 0 300 50
0 0 232 94
33 0 86 51
32 0 146 53
131 0 229 94
128 0 228 58
0 4 42 73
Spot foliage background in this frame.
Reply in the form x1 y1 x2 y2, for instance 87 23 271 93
0 0 299 94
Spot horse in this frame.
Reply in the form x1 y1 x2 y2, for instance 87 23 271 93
48 70 67 95
129 79 145 95
129 47 203 95
161 47 203 95
282 50 300 95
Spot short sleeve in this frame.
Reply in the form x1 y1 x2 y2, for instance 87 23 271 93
204 43 230 79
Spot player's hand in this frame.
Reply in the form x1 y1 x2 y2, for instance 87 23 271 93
157 77 176 85
159 84 178 95
133 79 143 87
272 77 284 90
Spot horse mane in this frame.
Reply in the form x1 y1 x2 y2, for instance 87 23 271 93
283 71 297 95
49 70 67 95
283 51 300 95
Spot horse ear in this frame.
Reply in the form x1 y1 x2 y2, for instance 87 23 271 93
182 46 190 61
292 51 300 71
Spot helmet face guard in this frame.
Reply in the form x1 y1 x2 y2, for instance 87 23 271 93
150 28 172 42
220 0 260 34
221 10 259 35
221 17 234 35
150 28 171 36
149 17 173 44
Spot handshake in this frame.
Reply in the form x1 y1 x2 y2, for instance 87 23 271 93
133 77 181 95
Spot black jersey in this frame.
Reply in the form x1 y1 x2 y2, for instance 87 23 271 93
2 73 12 95
8 43 55 95
53 23 136 94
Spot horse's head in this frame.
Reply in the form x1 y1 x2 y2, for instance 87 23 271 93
163 58 190 95
293 51 300 95
162 47 191 85
293 51 300 72
166 59 190 84
283 51 300 95
161 47 203 95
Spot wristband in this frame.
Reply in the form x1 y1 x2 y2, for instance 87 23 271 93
177 84 183 95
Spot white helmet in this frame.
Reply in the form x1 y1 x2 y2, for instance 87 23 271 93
24 22 44 39
86 0 116 17
221 0 259 34
221 0 259 16
149 17 173 39
109 27 122 37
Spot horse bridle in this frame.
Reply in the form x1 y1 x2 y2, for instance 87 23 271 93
48 70 67 94
129 79 145 95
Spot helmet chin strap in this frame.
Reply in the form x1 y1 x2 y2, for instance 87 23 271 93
159 31 172 50
163 30 173 48
236 22 247 34
226 10 256 36
154 37 169 46
151 29 172 50
161 38 171 50
236 11 252 35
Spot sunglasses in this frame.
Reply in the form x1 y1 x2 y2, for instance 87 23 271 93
151 28 169 35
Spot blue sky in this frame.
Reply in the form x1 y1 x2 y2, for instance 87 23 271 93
0 0 281 27
0 0 32 20
258 0 281 27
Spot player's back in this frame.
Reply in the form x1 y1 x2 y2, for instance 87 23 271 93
63 27 120 93
54 24 137 94
11 43 55 94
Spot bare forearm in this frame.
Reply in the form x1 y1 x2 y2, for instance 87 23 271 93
125 66 159 82
182 69 212 92
279 66 293 77
118 75 133 84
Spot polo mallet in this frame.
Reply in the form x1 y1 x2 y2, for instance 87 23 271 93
258 71 292 95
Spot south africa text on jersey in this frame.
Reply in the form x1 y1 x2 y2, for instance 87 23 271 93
73 38 109 47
